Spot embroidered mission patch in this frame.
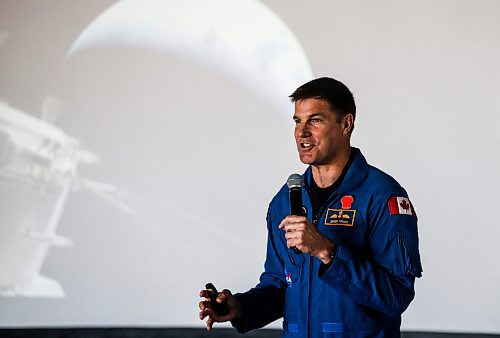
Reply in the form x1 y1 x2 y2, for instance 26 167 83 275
324 208 356 226
340 195 354 209
284 268 292 287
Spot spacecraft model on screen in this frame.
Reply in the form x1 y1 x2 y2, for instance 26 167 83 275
0 101 130 298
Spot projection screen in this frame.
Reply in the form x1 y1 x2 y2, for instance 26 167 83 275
0 0 499 334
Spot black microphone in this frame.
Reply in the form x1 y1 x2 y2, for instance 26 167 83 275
287 174 305 254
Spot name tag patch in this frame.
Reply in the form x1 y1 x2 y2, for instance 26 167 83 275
324 208 356 226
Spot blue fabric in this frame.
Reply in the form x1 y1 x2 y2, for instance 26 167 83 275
286 322 299 333
233 148 422 338
322 323 344 333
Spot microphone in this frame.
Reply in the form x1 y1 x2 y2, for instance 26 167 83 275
287 174 305 254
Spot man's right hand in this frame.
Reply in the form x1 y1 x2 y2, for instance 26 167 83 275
199 289 242 331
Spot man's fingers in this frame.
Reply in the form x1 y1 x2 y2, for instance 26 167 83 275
278 215 307 229
289 241 304 251
285 233 306 250
200 288 237 330
284 215 308 222
217 289 232 303
281 223 300 233
280 221 308 232
206 317 214 331
199 307 210 320
200 287 240 328
216 292 225 303
287 238 300 249
199 290 211 302
200 307 219 322
201 307 227 331
285 230 302 240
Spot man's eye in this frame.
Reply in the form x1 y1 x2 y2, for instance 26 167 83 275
293 119 300 124
310 118 322 123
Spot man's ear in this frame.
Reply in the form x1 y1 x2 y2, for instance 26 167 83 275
342 113 355 135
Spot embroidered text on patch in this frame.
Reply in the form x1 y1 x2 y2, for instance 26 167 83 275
324 208 356 226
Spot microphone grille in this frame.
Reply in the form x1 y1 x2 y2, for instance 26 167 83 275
287 173 303 189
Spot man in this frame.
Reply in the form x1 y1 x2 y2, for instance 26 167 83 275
199 77 422 338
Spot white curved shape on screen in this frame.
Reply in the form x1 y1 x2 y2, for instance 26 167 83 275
67 0 313 111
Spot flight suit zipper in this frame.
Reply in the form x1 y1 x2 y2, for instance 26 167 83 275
305 187 339 338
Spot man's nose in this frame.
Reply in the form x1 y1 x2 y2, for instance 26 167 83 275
296 123 311 138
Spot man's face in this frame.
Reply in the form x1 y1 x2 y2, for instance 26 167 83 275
293 98 348 166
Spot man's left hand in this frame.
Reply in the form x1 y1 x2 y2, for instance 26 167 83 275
279 215 335 264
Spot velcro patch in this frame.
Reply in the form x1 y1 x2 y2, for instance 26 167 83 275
324 208 356 226
388 196 415 216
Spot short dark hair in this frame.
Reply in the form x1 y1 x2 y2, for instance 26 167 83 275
289 77 356 119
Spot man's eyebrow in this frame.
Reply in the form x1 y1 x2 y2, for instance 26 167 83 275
293 113 324 120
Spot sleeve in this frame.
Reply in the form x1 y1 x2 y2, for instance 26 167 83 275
231 207 287 333
318 190 423 318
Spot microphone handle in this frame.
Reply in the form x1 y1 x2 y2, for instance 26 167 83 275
289 187 305 254
289 188 305 216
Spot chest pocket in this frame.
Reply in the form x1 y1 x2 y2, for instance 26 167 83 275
318 208 366 248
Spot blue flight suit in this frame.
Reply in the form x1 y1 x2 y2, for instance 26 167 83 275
233 148 422 338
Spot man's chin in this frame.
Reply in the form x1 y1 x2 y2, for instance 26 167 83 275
299 154 315 165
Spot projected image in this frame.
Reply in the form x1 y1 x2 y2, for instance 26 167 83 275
68 0 312 112
0 0 312 326
0 101 130 298
2 0 500 334
55 0 313 324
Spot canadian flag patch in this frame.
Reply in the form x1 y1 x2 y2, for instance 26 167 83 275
388 196 415 216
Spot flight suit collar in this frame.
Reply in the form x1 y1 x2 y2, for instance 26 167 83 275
303 147 370 195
